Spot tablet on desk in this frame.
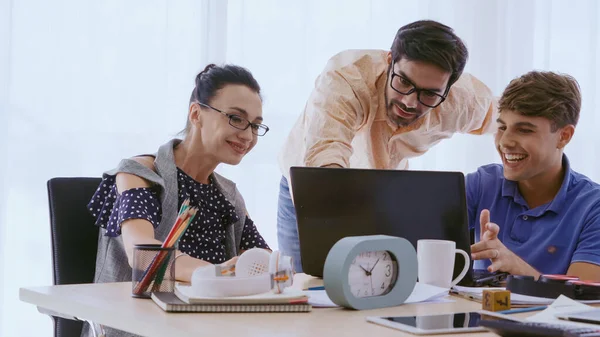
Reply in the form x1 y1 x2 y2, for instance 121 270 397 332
367 310 522 335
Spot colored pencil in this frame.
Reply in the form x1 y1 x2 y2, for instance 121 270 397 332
133 200 197 295
498 306 548 314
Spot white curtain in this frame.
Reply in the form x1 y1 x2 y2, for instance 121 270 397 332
0 0 226 336
1 1 600 336
0 0 11 333
220 0 600 249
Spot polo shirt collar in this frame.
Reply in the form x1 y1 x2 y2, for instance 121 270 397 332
501 155 571 215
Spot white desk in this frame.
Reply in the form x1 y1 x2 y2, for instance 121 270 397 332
19 276 531 337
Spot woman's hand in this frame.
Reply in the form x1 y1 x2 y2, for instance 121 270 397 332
215 256 239 276
222 256 239 267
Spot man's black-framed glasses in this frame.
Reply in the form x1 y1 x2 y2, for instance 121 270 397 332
198 102 270 136
390 71 448 108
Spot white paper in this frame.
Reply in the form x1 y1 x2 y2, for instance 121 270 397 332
303 290 338 307
451 285 600 305
175 284 308 304
526 295 598 328
303 282 450 308
404 282 450 303
423 297 455 304
451 285 504 294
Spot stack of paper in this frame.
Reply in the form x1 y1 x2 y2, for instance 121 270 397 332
175 284 308 304
526 295 599 328
157 284 312 313
304 282 451 308
451 285 600 307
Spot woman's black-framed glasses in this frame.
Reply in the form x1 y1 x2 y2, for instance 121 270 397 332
389 71 448 108
198 102 270 136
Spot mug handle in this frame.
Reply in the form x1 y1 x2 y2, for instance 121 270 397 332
451 249 471 287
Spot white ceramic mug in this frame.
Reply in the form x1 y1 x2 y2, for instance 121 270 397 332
417 239 470 289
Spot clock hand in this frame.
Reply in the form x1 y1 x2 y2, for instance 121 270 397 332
369 258 380 273
359 264 371 276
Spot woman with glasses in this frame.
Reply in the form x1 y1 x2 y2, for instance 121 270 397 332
85 64 271 335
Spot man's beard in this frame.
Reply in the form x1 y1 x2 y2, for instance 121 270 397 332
385 95 422 127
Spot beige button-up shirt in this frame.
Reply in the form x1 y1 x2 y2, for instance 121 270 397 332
279 49 497 185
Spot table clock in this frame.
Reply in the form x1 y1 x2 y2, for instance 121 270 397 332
323 235 418 310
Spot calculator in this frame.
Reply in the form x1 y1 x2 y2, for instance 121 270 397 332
479 319 600 337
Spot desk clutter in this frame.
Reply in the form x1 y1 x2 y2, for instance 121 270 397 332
303 282 451 308
479 319 600 337
478 295 600 337
365 294 600 336
148 247 299 312
188 248 294 297
151 286 311 313
482 289 511 312
507 275 600 301
132 199 198 298
444 277 600 336
452 285 600 307
138 227 600 337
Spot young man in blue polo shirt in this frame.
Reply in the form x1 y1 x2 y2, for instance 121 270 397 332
467 71 600 280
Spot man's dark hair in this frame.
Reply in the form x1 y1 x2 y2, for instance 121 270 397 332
391 20 468 90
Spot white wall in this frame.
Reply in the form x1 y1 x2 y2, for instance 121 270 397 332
0 1 222 335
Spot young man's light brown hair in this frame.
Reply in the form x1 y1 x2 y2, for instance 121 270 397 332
498 71 581 131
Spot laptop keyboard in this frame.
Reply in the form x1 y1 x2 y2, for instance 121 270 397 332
473 269 494 278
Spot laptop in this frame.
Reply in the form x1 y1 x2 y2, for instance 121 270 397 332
289 166 490 287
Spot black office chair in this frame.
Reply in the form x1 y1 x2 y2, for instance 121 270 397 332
47 177 102 337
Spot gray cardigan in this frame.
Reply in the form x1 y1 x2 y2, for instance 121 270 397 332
85 139 247 337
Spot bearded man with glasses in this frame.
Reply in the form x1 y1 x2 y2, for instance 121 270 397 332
277 20 498 273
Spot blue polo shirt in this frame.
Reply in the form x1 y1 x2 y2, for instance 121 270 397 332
466 156 600 274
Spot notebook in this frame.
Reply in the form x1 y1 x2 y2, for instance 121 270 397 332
151 292 312 313
174 284 309 305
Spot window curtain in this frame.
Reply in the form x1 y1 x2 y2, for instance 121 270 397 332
2 0 600 336
0 0 227 336
219 0 600 250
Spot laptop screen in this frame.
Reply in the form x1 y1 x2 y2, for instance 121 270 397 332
290 166 474 285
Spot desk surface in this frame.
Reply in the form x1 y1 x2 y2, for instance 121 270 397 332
20 276 529 337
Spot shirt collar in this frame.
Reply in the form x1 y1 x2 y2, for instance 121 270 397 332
501 154 572 214
546 155 572 214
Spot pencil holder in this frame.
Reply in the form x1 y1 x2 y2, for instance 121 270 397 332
131 244 176 298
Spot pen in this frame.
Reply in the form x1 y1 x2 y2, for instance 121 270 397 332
307 286 325 290
497 305 548 314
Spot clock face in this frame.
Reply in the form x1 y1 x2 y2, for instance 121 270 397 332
348 250 398 298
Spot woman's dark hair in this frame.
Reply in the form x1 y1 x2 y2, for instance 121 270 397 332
183 64 261 134
390 20 468 90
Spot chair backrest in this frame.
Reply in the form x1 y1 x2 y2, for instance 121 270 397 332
47 177 102 337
